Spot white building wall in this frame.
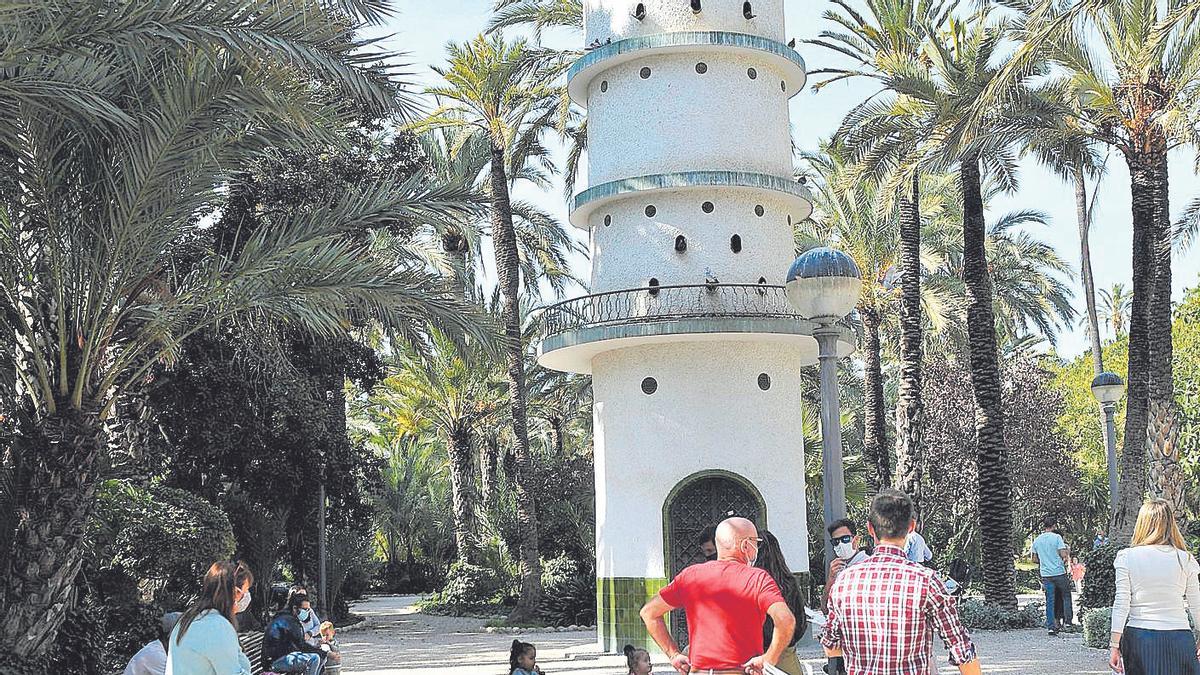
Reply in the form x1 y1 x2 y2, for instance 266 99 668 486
584 0 786 43
584 52 794 184
588 188 800 292
591 340 810 579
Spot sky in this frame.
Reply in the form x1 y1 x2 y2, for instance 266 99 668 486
372 0 1200 360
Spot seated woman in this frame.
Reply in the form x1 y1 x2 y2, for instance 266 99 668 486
262 590 329 675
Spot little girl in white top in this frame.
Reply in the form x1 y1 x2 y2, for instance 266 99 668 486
1109 499 1200 675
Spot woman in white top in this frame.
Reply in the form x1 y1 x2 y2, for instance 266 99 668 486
166 560 254 675
1109 499 1200 674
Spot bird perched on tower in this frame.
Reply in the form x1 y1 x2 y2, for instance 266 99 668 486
705 268 720 290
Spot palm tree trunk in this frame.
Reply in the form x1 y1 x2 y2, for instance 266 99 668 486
960 154 1017 610
480 435 499 507
1074 161 1105 377
0 407 104 662
489 141 542 622
551 417 566 457
893 171 924 515
861 305 890 491
447 428 476 562
1109 151 1158 542
1146 150 1181 512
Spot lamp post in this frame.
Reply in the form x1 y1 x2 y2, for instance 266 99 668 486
786 247 861 569
1090 371 1125 510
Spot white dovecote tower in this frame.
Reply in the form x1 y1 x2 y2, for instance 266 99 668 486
535 0 854 652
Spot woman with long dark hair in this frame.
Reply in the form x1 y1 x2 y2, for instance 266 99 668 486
166 560 254 675
754 530 808 675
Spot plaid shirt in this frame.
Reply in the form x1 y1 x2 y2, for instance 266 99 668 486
821 544 977 674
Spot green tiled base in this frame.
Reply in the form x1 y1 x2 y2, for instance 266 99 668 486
597 576 669 653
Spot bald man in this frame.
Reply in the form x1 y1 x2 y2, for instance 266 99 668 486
641 517 796 675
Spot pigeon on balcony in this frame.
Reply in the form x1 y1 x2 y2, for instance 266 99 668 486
705 268 720 290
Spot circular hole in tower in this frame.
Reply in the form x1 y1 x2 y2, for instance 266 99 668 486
600 80 609 93
640 66 652 79
696 62 708 74
757 373 771 391
702 201 715 213
603 214 612 226
674 235 687 252
645 204 657 217
755 204 765 217
781 80 787 92
747 67 758 80
641 377 658 395
730 234 742 253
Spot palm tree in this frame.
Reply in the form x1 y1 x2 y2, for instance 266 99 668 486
489 0 583 40
1004 0 1200 533
418 34 566 620
378 332 504 563
0 1 484 659
417 127 584 302
853 9 1064 608
1099 283 1132 340
808 0 956 516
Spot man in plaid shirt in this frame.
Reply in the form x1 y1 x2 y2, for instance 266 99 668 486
821 489 981 675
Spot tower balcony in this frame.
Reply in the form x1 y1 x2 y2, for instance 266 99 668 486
535 283 855 374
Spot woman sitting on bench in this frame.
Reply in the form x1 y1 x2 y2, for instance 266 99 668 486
262 590 329 675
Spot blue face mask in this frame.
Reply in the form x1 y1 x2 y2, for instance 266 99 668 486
298 609 310 622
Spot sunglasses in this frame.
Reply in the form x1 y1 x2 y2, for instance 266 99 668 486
830 535 854 545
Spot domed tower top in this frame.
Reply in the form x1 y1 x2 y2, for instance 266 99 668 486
584 0 786 44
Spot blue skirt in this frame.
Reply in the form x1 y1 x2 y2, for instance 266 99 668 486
1122 626 1200 675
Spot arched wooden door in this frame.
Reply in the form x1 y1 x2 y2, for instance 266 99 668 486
664 472 764 648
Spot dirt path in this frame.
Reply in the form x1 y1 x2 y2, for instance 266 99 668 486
339 595 1108 675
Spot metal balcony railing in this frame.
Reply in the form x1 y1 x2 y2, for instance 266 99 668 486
538 283 805 338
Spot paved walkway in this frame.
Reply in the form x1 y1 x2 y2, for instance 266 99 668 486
339 595 1107 675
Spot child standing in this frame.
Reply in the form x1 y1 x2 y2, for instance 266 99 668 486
623 645 652 675
509 640 543 675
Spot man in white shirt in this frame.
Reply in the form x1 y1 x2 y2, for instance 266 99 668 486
905 523 933 566
123 612 181 675
1031 515 1073 635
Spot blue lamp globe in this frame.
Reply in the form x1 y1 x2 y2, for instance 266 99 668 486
785 247 862 320
1090 371 1125 404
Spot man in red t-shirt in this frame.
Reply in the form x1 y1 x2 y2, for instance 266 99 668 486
640 517 796 674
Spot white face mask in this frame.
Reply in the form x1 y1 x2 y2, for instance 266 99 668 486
743 540 759 567
235 589 251 614
834 541 857 560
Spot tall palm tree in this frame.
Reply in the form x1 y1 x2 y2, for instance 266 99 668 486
0 0 483 659
417 127 584 302
1099 283 1132 340
808 0 956 516
418 33 565 620
379 332 504 563
1004 0 1200 533
852 9 1063 607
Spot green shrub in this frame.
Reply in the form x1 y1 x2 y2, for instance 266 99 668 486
93 480 236 601
1080 544 1120 610
957 599 1043 630
1083 607 1112 649
431 561 504 606
538 554 596 627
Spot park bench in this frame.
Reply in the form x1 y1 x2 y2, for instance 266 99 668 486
237 631 266 675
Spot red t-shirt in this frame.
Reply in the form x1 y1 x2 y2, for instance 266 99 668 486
659 560 786 669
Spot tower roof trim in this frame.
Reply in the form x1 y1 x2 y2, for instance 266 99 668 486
568 31 806 107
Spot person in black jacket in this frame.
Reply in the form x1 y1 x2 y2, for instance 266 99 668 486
262 590 328 675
